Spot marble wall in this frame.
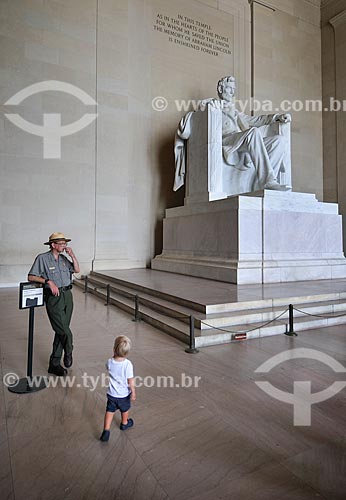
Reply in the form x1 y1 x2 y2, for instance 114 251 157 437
0 0 97 284
0 0 325 284
252 0 323 199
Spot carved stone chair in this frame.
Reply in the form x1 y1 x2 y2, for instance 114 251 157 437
184 104 291 205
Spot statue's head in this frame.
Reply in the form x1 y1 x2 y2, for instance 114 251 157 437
217 76 236 100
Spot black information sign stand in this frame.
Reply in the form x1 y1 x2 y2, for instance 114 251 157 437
8 283 47 394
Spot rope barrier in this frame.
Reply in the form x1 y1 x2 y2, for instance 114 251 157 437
199 307 289 334
162 312 190 320
72 275 84 282
89 285 108 293
83 280 108 290
83 279 191 319
293 306 346 319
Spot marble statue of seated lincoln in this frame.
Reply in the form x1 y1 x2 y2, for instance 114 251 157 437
173 75 292 201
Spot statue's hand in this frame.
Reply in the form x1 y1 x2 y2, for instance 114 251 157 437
199 98 222 111
277 113 291 123
210 99 223 110
198 99 209 111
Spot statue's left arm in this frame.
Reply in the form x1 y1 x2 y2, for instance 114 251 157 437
241 112 291 128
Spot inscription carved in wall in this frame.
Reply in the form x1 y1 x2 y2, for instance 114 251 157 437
153 13 232 57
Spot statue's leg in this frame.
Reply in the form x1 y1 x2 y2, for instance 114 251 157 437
241 127 276 188
263 135 287 179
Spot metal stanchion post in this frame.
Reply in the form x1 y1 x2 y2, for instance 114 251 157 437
84 275 88 294
8 307 46 394
27 306 34 378
185 315 199 353
132 294 141 322
105 284 110 306
285 304 298 336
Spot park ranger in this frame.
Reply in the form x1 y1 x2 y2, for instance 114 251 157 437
28 232 80 376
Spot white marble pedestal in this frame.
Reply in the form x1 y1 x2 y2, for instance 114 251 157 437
151 190 346 284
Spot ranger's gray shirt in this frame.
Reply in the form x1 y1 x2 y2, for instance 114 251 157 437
28 251 74 288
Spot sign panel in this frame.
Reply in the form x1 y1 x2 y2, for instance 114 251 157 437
19 282 44 310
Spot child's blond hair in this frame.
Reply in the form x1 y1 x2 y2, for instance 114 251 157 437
113 335 131 357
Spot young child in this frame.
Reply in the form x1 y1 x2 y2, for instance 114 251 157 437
100 335 136 441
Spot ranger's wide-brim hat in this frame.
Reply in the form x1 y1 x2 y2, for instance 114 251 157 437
44 232 71 245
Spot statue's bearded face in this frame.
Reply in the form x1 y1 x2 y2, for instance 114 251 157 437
221 81 236 101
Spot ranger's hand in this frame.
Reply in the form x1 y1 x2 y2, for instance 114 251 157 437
65 247 75 258
47 280 59 296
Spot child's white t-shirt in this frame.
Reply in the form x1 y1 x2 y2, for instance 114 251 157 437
106 358 134 398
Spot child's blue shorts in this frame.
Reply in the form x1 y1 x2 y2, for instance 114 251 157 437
106 393 131 413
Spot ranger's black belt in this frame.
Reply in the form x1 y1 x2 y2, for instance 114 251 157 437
44 284 72 295
59 285 72 291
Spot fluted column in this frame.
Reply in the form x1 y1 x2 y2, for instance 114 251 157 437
329 10 346 250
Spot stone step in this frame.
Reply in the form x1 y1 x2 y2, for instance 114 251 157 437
90 271 206 313
199 299 346 330
74 276 346 348
196 314 346 347
74 278 191 344
90 271 346 316
79 274 346 329
81 274 196 323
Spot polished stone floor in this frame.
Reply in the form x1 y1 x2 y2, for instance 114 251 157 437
1 285 346 500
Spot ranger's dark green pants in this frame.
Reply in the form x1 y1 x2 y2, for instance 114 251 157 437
45 289 73 367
